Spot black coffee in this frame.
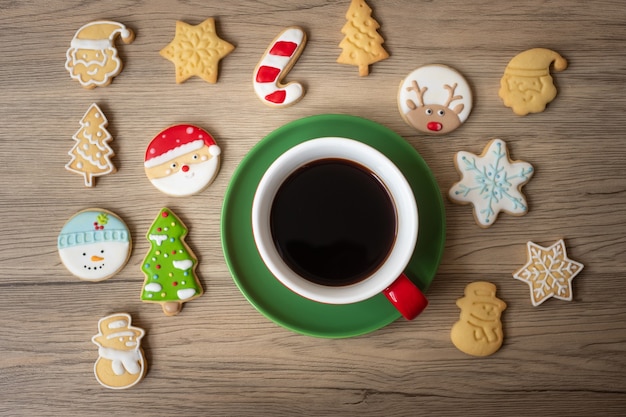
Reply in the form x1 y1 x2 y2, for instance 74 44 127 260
270 158 397 286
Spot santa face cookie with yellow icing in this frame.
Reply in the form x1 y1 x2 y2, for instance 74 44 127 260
92 313 146 389
499 48 568 116
398 64 472 135
145 124 221 197
65 21 135 89
58 209 131 281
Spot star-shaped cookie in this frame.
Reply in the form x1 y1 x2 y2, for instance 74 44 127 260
449 139 534 228
160 18 234 84
513 239 584 306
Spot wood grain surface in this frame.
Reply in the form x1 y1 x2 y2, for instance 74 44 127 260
1 0 625 415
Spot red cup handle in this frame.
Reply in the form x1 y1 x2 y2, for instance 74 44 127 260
383 273 428 320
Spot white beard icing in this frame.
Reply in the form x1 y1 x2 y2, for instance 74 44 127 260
149 157 219 197
59 241 130 281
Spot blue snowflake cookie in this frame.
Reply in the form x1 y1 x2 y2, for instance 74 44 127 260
449 138 534 228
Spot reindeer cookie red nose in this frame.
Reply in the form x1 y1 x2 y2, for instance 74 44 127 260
398 64 473 135
181 165 190 173
427 121 443 132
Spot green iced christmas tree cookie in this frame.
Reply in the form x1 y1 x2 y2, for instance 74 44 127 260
140 208 203 315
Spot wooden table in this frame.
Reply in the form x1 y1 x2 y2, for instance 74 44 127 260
1 1 625 415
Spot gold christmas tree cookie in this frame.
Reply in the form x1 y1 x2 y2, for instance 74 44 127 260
160 18 235 84
337 0 389 76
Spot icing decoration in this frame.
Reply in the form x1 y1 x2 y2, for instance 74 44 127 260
253 27 307 107
499 48 568 116
160 18 234 84
451 282 507 357
513 240 584 306
337 0 389 76
66 103 115 187
65 21 135 89
149 234 168 246
58 209 131 281
144 124 221 197
140 208 203 316
398 65 473 135
449 139 534 228
92 313 146 389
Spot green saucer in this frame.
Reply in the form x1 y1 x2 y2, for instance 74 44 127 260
221 114 445 338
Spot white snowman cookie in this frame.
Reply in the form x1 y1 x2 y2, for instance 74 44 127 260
58 209 131 281
92 313 146 389
145 124 221 197
398 64 472 135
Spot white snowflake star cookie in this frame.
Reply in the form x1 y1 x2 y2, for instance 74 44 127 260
513 239 584 306
449 138 534 228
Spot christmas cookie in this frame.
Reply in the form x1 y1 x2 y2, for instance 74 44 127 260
145 124 221 197
398 65 472 135
140 208 203 316
65 21 135 89
337 0 389 76
499 48 568 115
160 18 234 84
513 239 584 306
449 139 534 228
58 209 131 281
451 282 507 357
92 313 146 389
253 26 307 107
66 103 115 187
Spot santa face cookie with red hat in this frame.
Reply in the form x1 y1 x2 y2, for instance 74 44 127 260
145 124 221 197
65 21 135 89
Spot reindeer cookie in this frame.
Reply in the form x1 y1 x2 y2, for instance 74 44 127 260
398 65 472 135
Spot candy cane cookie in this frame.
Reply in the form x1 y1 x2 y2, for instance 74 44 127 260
253 27 307 107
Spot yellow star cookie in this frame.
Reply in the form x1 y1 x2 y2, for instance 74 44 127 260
513 239 584 306
160 18 234 84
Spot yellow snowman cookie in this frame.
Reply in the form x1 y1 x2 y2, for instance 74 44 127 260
451 282 507 357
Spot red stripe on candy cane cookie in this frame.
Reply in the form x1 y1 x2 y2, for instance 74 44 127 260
253 27 307 108
269 41 298 57
256 66 281 83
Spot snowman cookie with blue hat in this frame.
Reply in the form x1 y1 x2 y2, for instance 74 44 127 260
58 209 131 281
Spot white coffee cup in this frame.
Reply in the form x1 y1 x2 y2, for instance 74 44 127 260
252 137 428 319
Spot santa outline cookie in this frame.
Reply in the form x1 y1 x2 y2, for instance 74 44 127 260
65 21 135 89
145 124 221 197
499 48 568 116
